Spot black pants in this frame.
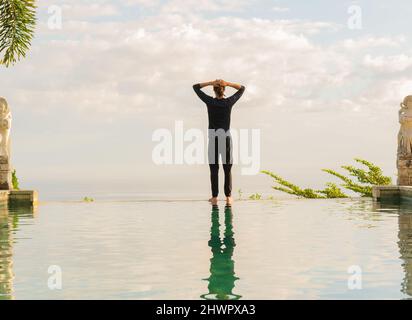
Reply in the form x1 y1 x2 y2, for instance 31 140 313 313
208 135 232 198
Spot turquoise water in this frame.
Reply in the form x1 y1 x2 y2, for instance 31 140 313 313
0 198 411 300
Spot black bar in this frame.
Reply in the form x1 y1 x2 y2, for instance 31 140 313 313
0 300 410 319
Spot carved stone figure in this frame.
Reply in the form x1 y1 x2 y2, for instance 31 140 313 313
0 97 12 190
397 96 412 185
0 97 11 157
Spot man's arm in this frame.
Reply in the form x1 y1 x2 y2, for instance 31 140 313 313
223 81 243 90
223 80 245 105
197 80 217 88
193 80 218 104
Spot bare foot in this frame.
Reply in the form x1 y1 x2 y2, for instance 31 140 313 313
226 197 233 206
209 197 218 205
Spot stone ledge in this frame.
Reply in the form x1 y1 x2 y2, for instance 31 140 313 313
373 185 412 202
0 190 38 205
0 190 9 202
9 190 38 203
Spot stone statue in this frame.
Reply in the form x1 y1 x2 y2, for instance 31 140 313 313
397 96 412 185
0 97 12 190
0 97 11 157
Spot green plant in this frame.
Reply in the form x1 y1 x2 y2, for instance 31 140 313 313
316 183 348 198
322 158 392 197
11 169 19 190
0 0 37 67
262 158 391 199
237 188 243 200
83 197 94 203
261 171 324 198
249 193 262 200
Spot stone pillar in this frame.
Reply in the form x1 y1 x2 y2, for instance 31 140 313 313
397 96 412 186
397 158 412 185
0 97 12 190
0 156 11 190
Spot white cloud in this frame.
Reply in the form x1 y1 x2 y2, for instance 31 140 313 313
61 3 120 18
121 0 162 7
9 1 408 123
10 1 411 121
160 0 252 13
341 36 406 49
272 6 290 13
363 54 412 72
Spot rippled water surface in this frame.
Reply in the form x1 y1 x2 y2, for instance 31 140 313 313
1 198 412 299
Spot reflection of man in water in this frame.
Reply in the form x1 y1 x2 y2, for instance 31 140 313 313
201 205 241 300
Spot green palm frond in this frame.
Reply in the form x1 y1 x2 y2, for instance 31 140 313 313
0 0 37 67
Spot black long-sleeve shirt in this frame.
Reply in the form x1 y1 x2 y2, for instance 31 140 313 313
193 84 245 131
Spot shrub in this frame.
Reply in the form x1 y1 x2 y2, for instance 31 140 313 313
262 158 391 199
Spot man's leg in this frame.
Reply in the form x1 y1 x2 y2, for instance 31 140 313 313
224 135 233 205
209 164 219 198
223 164 232 198
208 135 219 205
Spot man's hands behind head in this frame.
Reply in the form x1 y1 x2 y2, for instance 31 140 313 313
213 79 227 87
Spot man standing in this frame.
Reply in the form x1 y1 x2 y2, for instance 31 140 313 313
193 79 246 206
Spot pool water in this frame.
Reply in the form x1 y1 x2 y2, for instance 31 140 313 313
0 198 411 300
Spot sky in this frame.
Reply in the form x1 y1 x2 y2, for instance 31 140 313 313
1 0 412 199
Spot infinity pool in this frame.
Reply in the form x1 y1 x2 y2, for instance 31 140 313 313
0 198 411 299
